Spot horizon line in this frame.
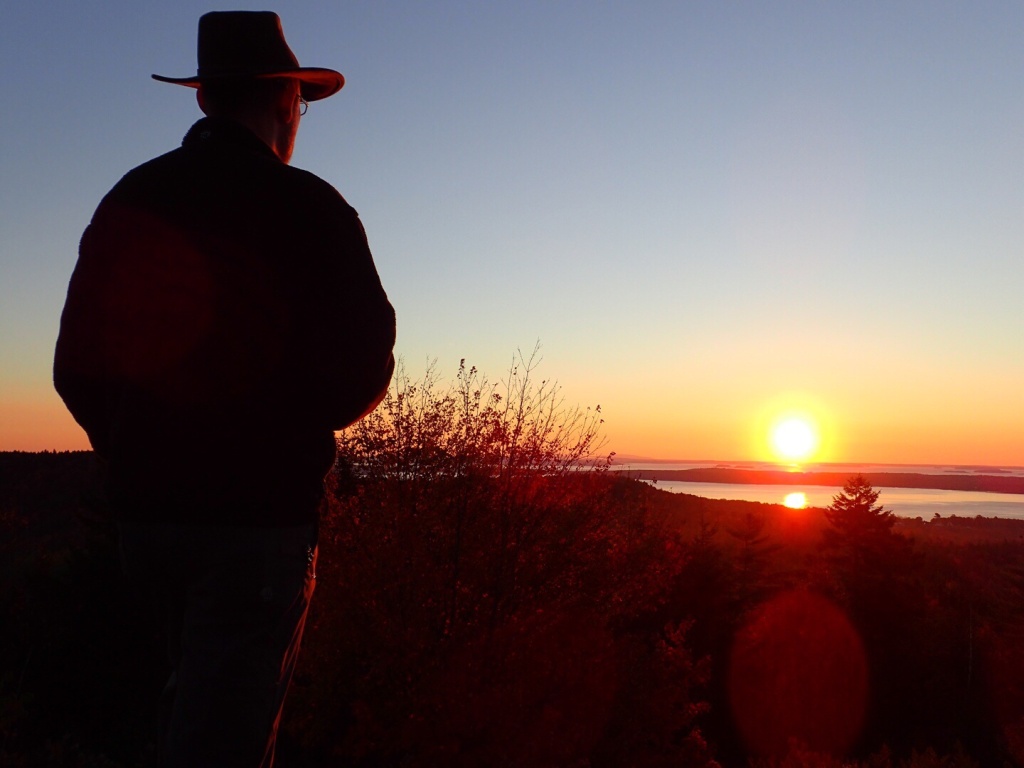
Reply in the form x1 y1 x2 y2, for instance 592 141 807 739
609 455 1024 472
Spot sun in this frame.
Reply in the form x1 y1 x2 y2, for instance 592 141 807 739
770 416 820 464
755 395 832 465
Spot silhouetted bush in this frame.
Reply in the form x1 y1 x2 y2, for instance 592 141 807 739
289 353 715 766
0 452 162 767
3 426 1023 765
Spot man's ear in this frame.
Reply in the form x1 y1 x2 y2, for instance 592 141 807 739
196 87 209 116
277 82 300 125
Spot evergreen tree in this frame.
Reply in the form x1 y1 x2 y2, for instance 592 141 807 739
821 473 911 601
727 512 778 609
821 474 917 747
824 474 896 547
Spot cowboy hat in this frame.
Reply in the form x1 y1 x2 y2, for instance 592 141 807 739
152 11 344 101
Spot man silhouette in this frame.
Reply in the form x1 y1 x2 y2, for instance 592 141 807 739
54 12 395 767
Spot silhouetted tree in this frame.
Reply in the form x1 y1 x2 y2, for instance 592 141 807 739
727 511 778 609
821 475 922 752
824 475 894 541
822 475 909 577
678 506 729 646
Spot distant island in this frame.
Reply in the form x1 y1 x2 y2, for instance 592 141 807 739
610 466 1024 495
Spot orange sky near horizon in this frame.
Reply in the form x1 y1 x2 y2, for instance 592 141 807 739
7 376 1022 469
3 5 1022 471
575 365 1024 467
605 422 1024 469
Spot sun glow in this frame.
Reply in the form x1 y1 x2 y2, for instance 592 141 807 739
770 416 820 464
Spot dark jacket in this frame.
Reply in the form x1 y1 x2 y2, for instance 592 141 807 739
54 117 395 526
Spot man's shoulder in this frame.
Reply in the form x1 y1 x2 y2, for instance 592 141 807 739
105 146 187 194
102 142 210 207
280 164 358 217
104 141 359 223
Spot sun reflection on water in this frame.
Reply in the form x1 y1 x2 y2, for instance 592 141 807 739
783 492 807 509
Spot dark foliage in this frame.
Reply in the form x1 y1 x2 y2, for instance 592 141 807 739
0 451 163 767
3 431 1024 765
289 355 715 766
823 475 901 557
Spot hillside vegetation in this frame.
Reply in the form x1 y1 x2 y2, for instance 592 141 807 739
2 361 1023 766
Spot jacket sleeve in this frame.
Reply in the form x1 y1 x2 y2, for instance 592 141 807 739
295 191 396 431
53 219 115 455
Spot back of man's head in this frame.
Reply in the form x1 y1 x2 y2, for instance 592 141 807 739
198 78 295 121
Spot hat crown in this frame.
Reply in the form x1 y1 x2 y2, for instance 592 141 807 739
152 11 344 100
196 11 300 79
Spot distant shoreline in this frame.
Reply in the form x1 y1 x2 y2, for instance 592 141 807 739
610 467 1024 496
5 451 1023 496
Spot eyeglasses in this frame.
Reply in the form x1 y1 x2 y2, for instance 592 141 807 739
298 95 308 116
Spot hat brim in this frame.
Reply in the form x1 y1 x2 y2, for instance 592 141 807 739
152 67 344 101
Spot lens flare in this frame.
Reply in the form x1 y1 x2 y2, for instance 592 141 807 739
729 590 868 758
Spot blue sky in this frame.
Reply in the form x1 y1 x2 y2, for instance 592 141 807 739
2 2 1022 463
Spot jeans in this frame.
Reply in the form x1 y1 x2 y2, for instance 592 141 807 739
118 520 318 768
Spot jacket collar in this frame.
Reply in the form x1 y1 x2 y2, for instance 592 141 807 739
182 117 280 161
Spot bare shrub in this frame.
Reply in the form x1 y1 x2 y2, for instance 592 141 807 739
332 346 612 637
291 350 714 766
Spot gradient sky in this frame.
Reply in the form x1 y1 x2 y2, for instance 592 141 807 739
2 2 1021 465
